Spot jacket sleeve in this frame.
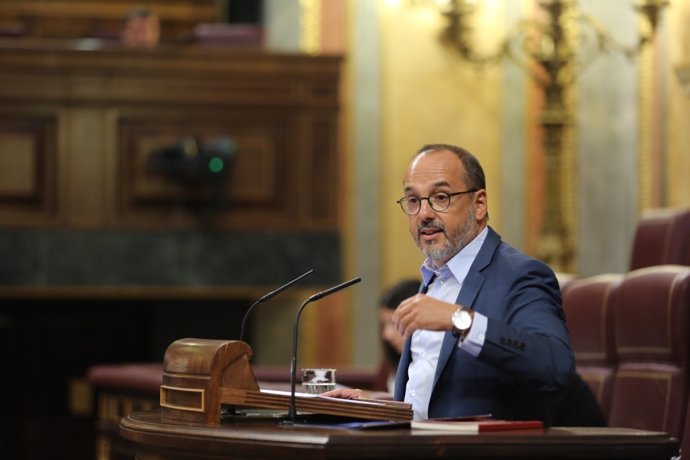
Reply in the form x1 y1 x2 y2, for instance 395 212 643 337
474 256 575 392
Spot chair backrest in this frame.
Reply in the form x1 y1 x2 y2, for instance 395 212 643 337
629 208 690 270
556 272 577 294
607 265 690 439
562 274 622 417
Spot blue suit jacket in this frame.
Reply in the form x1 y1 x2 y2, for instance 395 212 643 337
394 227 584 423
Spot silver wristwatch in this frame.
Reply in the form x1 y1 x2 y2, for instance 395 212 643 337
451 307 474 339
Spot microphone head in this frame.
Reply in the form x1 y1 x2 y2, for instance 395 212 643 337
259 269 315 303
308 276 362 301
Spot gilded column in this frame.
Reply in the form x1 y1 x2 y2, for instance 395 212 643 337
635 1 668 210
300 0 322 54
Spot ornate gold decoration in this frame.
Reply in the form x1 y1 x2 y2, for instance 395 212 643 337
300 0 322 55
637 24 656 210
435 0 667 272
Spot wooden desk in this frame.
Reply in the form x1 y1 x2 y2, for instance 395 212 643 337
121 411 679 460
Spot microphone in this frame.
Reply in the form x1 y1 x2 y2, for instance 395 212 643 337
287 276 362 422
239 269 315 343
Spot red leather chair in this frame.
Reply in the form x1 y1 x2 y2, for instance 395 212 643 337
629 208 690 270
562 274 622 418
607 265 690 440
556 272 578 295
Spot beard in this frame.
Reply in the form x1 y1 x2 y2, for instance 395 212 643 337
416 207 477 265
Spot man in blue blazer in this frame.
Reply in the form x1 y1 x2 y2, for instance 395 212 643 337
328 143 603 425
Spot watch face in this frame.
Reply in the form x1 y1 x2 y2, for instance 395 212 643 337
453 309 472 330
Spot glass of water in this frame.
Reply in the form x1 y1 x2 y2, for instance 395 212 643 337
301 368 336 394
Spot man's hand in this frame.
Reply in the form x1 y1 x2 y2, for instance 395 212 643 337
320 388 368 400
392 293 458 338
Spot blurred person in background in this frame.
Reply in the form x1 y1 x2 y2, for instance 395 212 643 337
375 279 422 394
122 8 160 47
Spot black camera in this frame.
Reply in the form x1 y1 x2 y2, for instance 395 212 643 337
148 136 235 184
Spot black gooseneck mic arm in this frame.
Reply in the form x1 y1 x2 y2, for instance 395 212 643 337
239 269 315 342
287 276 362 422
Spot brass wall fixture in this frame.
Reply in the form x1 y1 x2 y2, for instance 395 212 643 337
435 0 667 272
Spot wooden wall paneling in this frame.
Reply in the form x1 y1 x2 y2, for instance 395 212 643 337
309 113 339 225
0 0 220 41
0 107 60 226
0 73 67 101
108 72 306 107
113 108 304 230
65 108 109 228
0 42 342 232
104 108 119 227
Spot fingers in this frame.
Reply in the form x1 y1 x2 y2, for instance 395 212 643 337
320 388 367 400
393 294 458 336
393 293 427 337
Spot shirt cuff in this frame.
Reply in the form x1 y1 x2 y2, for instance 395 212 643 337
458 311 487 357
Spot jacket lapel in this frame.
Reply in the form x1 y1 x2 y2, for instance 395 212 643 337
432 227 500 387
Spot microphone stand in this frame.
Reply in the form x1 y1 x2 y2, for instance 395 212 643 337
287 276 362 423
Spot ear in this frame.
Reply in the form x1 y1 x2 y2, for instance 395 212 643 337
473 189 488 220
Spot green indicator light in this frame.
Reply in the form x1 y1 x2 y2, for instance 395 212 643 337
208 157 224 173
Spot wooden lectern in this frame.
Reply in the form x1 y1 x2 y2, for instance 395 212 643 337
160 338 412 426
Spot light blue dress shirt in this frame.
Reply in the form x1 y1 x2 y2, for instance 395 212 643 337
404 226 489 419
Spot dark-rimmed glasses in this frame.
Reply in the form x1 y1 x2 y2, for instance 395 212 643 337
396 190 478 216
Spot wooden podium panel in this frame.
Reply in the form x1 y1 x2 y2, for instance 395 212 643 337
121 411 680 460
159 338 412 425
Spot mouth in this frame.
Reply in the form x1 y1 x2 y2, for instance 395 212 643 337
417 225 444 243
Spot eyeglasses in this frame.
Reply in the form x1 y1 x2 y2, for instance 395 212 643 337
396 190 478 216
